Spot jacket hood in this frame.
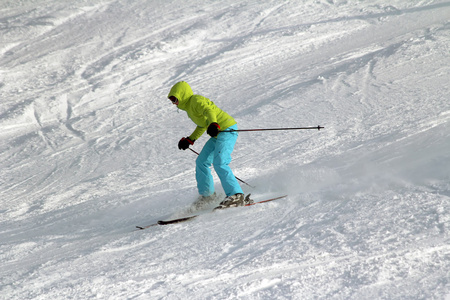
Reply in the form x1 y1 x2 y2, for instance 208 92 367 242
168 81 193 108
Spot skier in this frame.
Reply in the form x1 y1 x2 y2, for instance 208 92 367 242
167 81 245 209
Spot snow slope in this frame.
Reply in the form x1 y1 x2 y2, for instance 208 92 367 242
1 0 449 299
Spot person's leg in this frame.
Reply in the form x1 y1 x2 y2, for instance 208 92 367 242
213 125 243 197
195 138 216 196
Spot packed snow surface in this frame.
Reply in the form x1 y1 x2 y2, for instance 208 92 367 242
1 0 449 299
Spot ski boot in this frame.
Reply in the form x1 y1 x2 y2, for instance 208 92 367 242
214 193 253 210
189 192 218 212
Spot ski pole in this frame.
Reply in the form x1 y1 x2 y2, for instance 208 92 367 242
221 125 324 132
188 148 255 188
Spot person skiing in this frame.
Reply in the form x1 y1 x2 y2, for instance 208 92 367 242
167 81 246 209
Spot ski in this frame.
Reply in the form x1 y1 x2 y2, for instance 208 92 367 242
135 194 287 230
244 195 287 206
157 215 198 225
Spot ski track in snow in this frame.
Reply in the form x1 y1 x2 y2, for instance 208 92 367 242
1 0 450 299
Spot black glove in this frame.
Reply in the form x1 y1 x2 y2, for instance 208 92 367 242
178 137 194 150
207 123 220 137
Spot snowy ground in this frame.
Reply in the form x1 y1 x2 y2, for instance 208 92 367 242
1 0 449 299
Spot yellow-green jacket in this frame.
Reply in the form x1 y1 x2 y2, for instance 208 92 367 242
168 81 236 141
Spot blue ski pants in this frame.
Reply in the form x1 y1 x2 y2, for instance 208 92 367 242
196 124 243 197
